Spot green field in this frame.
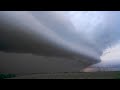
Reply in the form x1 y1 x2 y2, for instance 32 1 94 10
6 71 120 79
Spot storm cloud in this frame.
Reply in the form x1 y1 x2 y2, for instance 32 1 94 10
66 11 120 52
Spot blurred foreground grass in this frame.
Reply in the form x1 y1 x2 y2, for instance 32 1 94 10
0 73 16 79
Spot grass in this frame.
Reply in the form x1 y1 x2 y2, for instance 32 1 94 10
0 73 16 79
1 71 120 79
10 71 120 79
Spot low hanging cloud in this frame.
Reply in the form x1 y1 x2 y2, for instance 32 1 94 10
0 11 101 61
1 11 120 61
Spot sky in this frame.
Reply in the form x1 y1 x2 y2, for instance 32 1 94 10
65 11 120 49
65 11 120 66
0 11 101 60
2 11 120 74
84 42 120 71
18 11 120 66
1 11 120 67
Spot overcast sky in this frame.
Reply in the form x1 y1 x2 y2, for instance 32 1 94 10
1 11 120 67
65 11 120 66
